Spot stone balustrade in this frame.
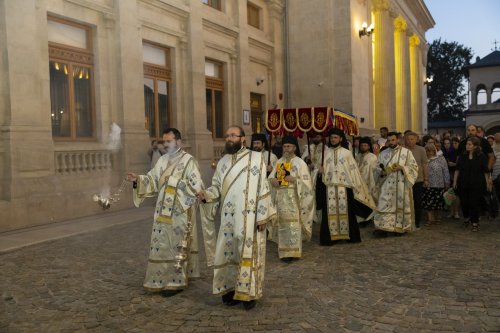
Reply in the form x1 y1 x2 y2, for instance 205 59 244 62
54 150 113 174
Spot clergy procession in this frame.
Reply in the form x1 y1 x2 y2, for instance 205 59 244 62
124 105 448 311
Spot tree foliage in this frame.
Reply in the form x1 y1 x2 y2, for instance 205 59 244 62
426 39 473 121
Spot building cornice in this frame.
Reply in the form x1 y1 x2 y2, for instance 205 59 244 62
404 0 435 31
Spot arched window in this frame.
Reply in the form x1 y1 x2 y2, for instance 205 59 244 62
476 84 487 105
492 83 500 103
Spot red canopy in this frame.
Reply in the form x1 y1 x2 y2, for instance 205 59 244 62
265 107 358 136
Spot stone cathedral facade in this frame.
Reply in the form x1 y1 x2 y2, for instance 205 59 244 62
0 0 433 231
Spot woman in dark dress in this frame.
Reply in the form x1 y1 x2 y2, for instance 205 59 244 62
453 137 493 232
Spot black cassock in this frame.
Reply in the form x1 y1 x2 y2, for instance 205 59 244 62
315 174 372 245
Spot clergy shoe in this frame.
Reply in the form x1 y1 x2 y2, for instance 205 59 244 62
243 300 256 310
222 291 241 306
161 289 182 298
372 230 388 237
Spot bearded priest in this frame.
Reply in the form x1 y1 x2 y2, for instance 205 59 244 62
269 135 314 262
318 128 376 245
197 125 276 310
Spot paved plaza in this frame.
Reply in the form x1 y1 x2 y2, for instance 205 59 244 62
1 208 500 333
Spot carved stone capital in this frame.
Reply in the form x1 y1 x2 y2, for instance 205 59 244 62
409 34 421 47
394 16 407 32
372 0 390 12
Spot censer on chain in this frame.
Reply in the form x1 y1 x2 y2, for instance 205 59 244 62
92 179 128 210
174 211 194 272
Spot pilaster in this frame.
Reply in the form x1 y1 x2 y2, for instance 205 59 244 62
394 16 410 131
409 34 422 132
372 0 396 130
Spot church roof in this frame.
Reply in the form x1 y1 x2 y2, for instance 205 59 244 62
468 50 500 69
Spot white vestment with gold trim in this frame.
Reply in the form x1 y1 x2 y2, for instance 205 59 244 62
322 146 376 240
373 146 418 233
133 150 214 291
202 148 276 301
268 155 314 258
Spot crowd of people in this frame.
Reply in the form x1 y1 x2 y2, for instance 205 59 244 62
130 123 499 310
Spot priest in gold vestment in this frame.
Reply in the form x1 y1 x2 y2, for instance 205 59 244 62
318 128 376 245
269 135 314 261
126 128 215 298
198 126 276 310
373 132 419 234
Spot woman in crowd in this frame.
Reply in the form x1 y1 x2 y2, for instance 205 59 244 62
422 143 450 226
453 137 492 232
442 138 460 219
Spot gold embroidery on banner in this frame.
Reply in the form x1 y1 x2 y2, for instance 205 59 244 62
300 112 311 126
285 112 295 127
315 112 325 127
269 113 279 128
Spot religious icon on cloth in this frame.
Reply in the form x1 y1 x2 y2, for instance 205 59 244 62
276 162 291 186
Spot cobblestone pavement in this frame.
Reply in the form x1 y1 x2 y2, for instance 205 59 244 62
1 214 500 333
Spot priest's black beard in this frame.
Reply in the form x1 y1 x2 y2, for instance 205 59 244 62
253 147 262 152
389 144 398 149
225 141 242 154
332 143 341 148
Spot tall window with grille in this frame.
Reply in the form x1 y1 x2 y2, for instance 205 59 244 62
143 42 171 139
205 60 224 139
48 16 95 139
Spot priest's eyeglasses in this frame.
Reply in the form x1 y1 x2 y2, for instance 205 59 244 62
225 134 243 139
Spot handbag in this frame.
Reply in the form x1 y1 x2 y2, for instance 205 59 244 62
443 188 457 207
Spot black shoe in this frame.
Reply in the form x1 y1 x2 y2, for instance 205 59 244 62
372 230 388 237
161 289 182 298
222 291 241 306
243 300 256 310
222 290 234 304
280 257 294 263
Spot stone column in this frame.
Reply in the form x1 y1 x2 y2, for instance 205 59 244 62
372 0 396 130
394 16 410 132
470 88 477 105
409 34 422 132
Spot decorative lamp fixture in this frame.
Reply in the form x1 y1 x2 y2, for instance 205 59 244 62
424 76 434 85
359 22 374 38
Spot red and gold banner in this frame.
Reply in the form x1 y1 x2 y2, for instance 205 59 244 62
297 108 313 132
265 107 358 137
282 108 298 132
312 107 330 132
265 109 282 132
